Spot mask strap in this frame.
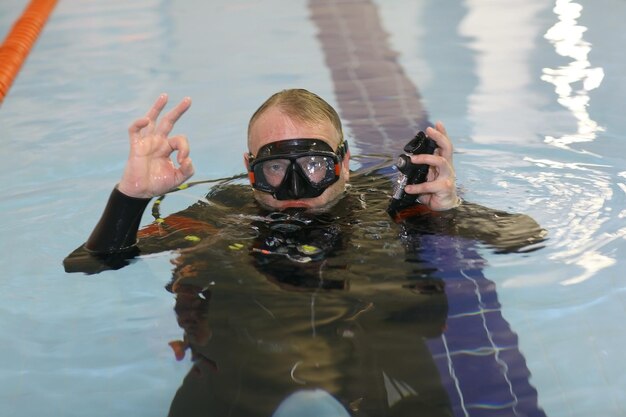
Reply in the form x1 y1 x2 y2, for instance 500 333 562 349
337 139 348 158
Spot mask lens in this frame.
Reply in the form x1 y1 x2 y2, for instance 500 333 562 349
260 158 291 187
296 155 334 185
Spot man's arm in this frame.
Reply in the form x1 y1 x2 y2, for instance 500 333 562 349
63 94 195 274
389 122 545 251
63 188 150 274
398 201 547 254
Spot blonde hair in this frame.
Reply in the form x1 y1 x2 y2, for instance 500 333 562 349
248 89 343 146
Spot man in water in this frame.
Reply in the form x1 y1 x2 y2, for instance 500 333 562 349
65 89 544 417
80 88 458 258
131 89 456 208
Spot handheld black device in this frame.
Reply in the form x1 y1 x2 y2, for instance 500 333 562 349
387 131 437 215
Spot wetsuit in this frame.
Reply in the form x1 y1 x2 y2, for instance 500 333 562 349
64 168 546 417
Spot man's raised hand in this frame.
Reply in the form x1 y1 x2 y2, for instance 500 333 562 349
118 94 195 198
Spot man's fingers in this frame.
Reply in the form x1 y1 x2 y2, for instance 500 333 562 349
404 122 459 211
129 94 168 142
168 134 191 163
169 134 194 182
146 93 169 123
405 178 451 195
435 121 448 137
156 97 192 138
410 154 454 178
128 117 150 141
178 158 195 180
173 158 195 187
426 123 453 162
405 153 455 197
133 95 190 140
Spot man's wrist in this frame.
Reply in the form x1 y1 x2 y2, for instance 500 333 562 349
117 180 151 199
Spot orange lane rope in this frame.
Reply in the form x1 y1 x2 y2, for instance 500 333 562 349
0 0 58 103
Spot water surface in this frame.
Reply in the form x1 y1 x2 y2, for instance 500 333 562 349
1 0 625 416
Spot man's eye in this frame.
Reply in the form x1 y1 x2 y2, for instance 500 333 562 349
269 163 284 172
263 160 289 176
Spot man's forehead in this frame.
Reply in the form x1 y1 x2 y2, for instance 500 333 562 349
248 107 340 153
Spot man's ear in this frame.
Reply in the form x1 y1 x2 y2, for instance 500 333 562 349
243 152 250 170
244 152 255 185
342 150 351 180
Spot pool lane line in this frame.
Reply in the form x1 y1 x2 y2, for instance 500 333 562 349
308 1 547 416
308 0 430 157
0 0 58 103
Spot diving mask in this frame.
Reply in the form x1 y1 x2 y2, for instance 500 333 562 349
248 138 348 200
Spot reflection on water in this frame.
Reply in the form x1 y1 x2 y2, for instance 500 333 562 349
521 157 616 285
459 0 548 144
530 0 615 286
619 171 626 219
541 0 605 151
458 0 615 288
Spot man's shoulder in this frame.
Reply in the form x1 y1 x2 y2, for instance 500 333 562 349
206 182 255 208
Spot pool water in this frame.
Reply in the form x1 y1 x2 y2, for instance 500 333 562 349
1 0 625 416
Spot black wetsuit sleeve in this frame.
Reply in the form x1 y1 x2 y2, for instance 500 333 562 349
63 187 151 274
399 200 547 254
85 187 151 253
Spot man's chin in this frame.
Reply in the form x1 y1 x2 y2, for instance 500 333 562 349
257 198 317 211
253 189 344 213
278 201 313 209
